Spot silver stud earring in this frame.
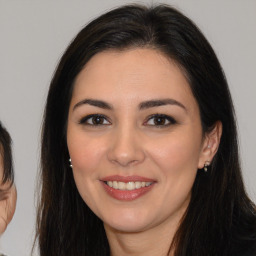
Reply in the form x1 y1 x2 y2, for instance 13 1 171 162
204 161 210 172
69 158 73 168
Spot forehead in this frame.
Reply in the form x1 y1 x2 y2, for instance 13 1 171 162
71 48 197 111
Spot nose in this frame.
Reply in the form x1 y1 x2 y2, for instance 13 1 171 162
107 126 145 167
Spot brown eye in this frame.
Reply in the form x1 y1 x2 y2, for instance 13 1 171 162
92 116 105 125
79 114 111 126
145 114 177 127
154 117 167 125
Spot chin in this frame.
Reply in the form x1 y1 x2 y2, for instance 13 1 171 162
105 220 150 233
102 209 155 233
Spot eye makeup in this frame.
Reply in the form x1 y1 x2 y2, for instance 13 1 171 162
79 114 111 126
78 112 177 129
144 114 177 128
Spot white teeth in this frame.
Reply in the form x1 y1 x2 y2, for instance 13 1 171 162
106 181 153 190
135 181 141 189
118 182 126 190
126 182 135 190
113 181 118 189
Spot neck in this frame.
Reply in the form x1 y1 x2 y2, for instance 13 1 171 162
104 214 181 256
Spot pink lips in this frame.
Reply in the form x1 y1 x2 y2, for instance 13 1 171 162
101 175 155 201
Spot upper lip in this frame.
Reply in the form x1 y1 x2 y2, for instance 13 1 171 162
100 175 155 183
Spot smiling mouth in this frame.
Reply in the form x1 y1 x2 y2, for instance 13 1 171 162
101 175 156 200
104 181 153 191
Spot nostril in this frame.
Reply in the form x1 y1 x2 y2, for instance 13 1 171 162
108 149 145 167
110 158 139 167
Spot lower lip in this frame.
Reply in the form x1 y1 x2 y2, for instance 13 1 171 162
102 182 155 201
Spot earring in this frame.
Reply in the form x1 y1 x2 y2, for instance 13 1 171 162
204 161 210 172
69 158 73 168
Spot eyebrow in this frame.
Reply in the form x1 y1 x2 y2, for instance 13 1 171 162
73 99 113 111
139 99 187 111
73 98 187 112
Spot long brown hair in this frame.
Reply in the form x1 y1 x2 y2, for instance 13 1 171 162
36 4 256 255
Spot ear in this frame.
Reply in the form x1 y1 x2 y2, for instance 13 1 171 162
198 121 222 169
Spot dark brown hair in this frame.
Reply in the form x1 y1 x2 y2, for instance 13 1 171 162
36 4 256 255
0 121 14 185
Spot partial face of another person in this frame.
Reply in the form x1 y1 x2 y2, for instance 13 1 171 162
67 48 215 233
0 153 16 235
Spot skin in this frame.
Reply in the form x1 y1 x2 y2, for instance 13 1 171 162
67 48 222 256
0 154 17 235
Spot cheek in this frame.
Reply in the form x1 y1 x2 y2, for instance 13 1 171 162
146 133 202 214
148 131 202 179
67 130 106 174
67 131 107 208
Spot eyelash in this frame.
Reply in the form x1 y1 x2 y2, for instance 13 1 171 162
144 114 177 127
79 114 177 127
79 114 111 126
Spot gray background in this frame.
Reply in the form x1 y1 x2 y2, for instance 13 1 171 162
0 0 255 255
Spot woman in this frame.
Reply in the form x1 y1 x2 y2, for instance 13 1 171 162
36 4 256 256
0 122 16 235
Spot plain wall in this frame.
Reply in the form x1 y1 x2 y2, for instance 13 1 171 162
0 0 255 255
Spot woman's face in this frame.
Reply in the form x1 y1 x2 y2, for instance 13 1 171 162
67 48 210 233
